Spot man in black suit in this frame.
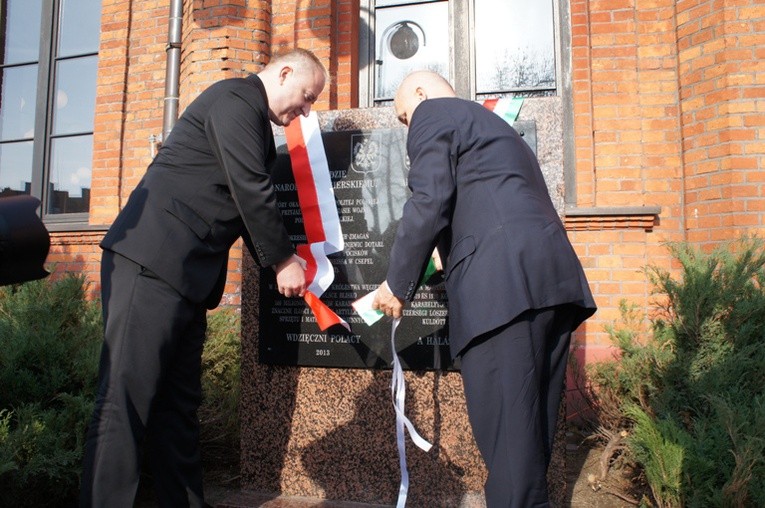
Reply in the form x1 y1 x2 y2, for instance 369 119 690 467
373 71 597 507
80 48 328 508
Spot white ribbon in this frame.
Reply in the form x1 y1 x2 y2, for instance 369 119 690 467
390 317 433 507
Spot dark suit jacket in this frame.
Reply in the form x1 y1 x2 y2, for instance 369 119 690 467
386 98 596 358
101 75 294 308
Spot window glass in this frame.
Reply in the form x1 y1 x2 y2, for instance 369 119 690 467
2 0 43 64
374 1 449 100
58 0 102 57
0 65 38 141
47 134 92 214
0 141 33 196
474 0 555 93
0 0 102 220
52 55 98 135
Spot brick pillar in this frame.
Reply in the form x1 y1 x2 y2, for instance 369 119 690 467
677 0 765 246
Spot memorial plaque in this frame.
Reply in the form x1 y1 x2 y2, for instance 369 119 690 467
258 128 454 370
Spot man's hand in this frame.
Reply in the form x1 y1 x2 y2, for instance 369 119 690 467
372 280 405 319
273 254 307 297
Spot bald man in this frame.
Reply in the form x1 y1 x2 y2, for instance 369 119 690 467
373 71 597 507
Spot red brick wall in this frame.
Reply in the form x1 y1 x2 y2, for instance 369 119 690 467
270 0 356 110
566 0 764 366
568 0 686 356
676 0 765 245
47 233 104 297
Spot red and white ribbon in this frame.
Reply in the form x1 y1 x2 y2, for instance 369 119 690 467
285 112 349 331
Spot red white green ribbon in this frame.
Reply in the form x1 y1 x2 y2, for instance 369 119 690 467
482 97 524 126
285 112 349 331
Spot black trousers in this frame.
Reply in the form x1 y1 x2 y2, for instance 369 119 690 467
459 304 576 508
80 250 207 508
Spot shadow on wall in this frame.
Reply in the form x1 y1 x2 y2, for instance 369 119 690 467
191 0 250 28
239 250 300 492
300 372 470 506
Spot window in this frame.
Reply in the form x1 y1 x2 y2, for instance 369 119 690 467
373 1 449 101
473 0 555 95
360 0 557 105
0 0 101 223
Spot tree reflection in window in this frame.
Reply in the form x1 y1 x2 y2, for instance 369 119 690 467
475 0 555 95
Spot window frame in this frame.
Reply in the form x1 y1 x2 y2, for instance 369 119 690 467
0 0 100 228
359 0 579 206
358 0 563 106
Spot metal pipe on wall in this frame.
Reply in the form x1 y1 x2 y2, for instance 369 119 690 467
162 0 183 142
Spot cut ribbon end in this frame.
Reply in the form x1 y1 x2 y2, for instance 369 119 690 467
304 290 350 331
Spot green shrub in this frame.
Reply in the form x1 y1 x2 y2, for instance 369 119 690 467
0 274 243 504
624 404 689 508
588 237 765 507
199 307 242 474
0 274 102 507
200 307 241 443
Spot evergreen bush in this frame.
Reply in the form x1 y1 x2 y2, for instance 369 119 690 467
0 274 102 507
0 274 245 504
199 307 242 477
588 237 765 507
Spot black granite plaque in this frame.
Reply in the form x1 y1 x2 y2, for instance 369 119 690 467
258 128 454 370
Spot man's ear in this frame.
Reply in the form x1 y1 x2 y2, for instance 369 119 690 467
279 66 293 84
414 86 427 101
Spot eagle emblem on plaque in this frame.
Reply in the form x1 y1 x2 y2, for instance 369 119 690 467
350 133 382 174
